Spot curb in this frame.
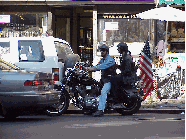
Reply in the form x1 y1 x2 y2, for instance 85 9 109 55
65 109 185 114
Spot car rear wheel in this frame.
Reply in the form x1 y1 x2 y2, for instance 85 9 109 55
1 107 18 120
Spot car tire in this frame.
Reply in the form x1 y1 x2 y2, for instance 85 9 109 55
2 107 18 120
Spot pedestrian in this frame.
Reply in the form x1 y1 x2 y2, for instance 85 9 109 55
84 44 116 117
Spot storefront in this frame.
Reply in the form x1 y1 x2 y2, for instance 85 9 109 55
2 1 184 72
0 1 156 56
0 5 50 38
45 1 156 67
95 4 155 60
152 2 185 79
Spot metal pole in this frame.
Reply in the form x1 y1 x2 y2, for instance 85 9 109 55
92 6 97 79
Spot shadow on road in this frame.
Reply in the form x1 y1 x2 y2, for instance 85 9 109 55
0 117 54 122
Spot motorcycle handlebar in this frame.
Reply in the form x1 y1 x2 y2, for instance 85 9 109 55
72 62 90 73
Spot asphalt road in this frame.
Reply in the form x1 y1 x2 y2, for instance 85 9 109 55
0 113 185 139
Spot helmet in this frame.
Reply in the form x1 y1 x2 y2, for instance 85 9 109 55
100 44 109 52
117 42 128 53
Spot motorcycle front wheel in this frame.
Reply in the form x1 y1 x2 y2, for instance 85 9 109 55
116 97 141 115
46 89 69 116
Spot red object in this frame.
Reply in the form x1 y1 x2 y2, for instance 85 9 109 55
33 81 42 85
24 80 33 86
79 65 82 69
54 74 59 81
24 80 42 86
138 40 153 100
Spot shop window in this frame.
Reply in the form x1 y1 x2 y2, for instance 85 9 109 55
169 21 185 53
18 40 45 62
97 18 149 48
0 14 45 37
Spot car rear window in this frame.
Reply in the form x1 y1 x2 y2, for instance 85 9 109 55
0 42 10 56
54 42 73 60
18 40 45 62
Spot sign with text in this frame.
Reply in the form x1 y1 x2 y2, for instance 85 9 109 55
0 15 10 23
99 14 138 19
105 22 118 30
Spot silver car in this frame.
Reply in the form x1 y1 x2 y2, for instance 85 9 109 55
0 68 61 119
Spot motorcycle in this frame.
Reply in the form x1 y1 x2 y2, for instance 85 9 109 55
46 62 142 116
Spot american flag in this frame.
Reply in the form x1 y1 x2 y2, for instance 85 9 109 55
138 39 153 100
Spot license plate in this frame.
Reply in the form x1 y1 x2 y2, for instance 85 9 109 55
86 86 91 90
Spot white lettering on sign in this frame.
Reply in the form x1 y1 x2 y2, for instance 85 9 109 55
102 14 137 19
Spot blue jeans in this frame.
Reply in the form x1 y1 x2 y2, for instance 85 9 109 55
98 82 111 111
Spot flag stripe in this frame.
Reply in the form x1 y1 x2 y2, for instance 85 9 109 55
144 80 153 92
139 62 152 78
138 65 153 80
141 52 152 63
139 39 153 98
139 55 152 68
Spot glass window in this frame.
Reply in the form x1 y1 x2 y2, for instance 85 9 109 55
18 40 45 62
97 17 149 49
61 44 73 55
54 42 73 61
0 42 10 55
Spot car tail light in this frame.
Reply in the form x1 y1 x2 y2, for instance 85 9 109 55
24 80 33 86
33 80 43 85
24 80 43 86
54 74 59 81
24 80 54 86
52 68 59 82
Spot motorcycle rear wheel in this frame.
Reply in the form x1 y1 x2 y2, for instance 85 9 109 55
46 89 69 116
116 98 141 115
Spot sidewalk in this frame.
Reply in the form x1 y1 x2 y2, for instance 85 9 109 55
139 93 185 114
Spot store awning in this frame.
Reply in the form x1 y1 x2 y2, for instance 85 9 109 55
158 0 185 5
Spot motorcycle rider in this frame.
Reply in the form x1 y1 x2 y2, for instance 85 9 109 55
111 42 136 104
85 44 116 117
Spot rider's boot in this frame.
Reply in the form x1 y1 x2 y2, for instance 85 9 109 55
92 110 104 117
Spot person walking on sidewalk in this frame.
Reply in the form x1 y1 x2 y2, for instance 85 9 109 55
84 44 116 117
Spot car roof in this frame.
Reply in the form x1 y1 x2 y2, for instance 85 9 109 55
0 37 70 45
0 37 74 54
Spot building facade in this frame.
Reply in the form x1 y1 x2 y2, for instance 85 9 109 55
0 0 185 68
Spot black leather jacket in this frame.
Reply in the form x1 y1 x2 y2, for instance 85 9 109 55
120 53 133 76
119 53 137 85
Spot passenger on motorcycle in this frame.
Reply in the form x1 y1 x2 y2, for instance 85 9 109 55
111 42 137 106
84 44 116 117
